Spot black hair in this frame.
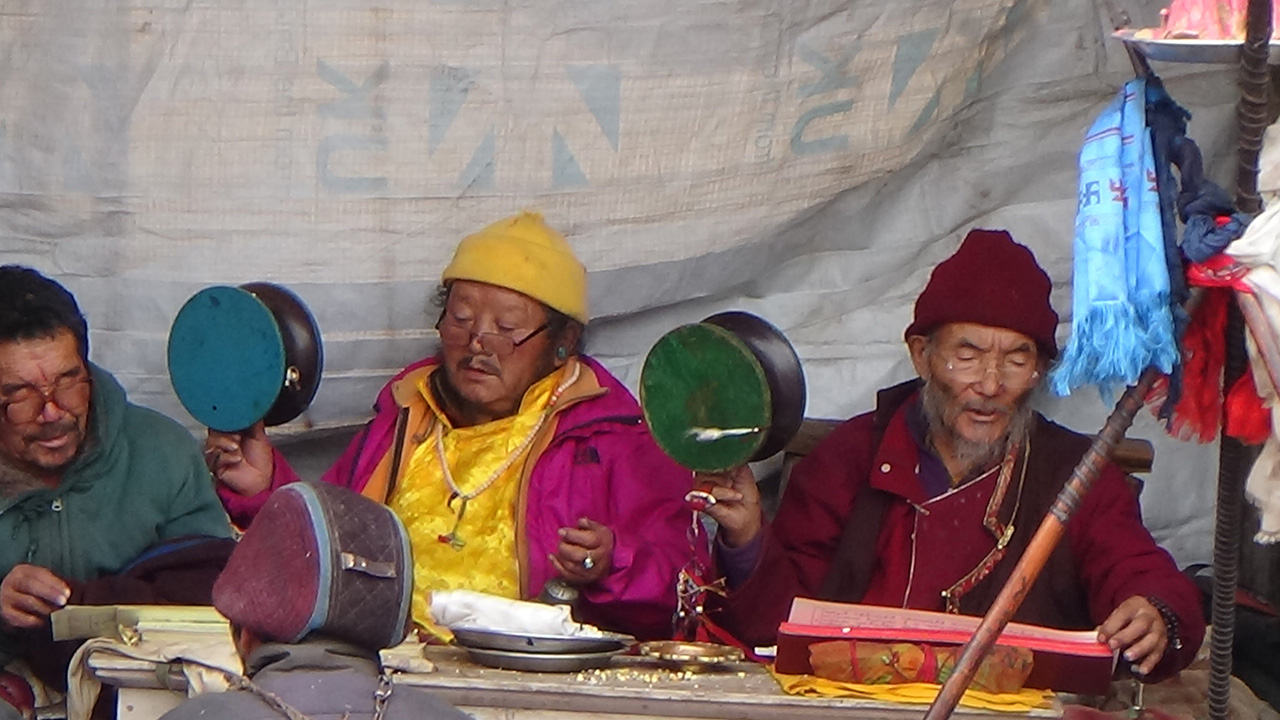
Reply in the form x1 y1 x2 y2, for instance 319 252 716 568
433 281 584 355
0 265 90 361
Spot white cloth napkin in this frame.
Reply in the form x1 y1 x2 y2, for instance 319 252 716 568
429 590 602 637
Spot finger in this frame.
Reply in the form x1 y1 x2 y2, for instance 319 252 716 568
1124 630 1166 670
701 503 731 525
1096 598 1145 644
212 452 244 472
694 472 736 489
1 606 48 630
13 568 70 606
548 554 569 577
205 433 243 452
1135 638 1167 676
728 466 757 488
1104 612 1157 654
708 486 744 504
548 554 587 581
556 541 591 565
6 591 60 622
576 517 605 531
558 527 603 550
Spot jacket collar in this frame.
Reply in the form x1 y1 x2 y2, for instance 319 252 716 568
867 378 930 505
388 356 609 423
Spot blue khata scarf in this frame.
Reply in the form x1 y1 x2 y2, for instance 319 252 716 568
1051 79 1178 397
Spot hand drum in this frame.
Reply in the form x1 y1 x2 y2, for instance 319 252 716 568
167 283 323 432
640 311 806 491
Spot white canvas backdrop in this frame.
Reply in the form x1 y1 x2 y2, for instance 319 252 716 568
0 0 1246 565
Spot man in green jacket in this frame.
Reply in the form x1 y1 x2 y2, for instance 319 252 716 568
0 266 232 681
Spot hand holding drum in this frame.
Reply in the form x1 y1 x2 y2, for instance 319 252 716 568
168 283 323 496
639 311 805 520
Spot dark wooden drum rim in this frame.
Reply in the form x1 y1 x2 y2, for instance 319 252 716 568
240 282 324 427
703 311 806 461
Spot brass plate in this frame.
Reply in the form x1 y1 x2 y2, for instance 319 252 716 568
637 641 745 671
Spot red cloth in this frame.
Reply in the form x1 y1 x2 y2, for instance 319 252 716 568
905 229 1060 358
708 384 1203 683
1150 286 1230 442
1224 368 1271 444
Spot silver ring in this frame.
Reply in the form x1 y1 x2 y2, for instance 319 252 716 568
581 555 595 570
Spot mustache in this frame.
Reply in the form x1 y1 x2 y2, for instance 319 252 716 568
28 420 79 441
458 355 501 375
957 399 1014 415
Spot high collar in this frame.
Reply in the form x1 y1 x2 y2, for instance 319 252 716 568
390 356 609 424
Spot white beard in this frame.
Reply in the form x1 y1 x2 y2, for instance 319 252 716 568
920 379 1036 479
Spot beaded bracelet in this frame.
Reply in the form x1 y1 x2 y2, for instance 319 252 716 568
1145 595 1183 652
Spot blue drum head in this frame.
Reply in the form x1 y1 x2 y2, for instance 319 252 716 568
168 286 287 432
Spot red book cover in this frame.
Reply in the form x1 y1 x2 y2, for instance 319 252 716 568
774 598 1117 695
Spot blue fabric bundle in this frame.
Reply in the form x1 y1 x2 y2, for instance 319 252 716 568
1051 79 1179 397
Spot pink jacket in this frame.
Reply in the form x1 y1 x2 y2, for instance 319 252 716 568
219 356 697 640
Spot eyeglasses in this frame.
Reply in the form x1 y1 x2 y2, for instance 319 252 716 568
937 350 1038 387
436 317 551 358
1 373 91 424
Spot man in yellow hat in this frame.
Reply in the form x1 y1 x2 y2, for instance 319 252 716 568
205 212 695 640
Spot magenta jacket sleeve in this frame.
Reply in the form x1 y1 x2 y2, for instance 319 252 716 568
706 415 876 647
216 359 431 528
580 426 703 640
521 411 702 641
1066 466 1205 681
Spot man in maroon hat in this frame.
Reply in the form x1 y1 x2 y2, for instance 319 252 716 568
701 229 1204 683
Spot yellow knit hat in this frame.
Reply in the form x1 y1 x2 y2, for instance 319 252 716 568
442 211 589 323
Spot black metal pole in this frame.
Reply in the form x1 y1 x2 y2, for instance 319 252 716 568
1210 3 1272 718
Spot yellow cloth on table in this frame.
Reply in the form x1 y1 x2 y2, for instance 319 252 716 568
770 668 1054 713
388 366 562 637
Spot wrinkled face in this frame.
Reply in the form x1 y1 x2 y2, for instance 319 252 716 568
908 323 1041 472
437 280 561 423
0 330 92 478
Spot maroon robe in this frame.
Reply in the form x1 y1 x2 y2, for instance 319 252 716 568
709 380 1203 682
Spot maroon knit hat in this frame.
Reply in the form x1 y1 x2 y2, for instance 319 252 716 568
212 481 413 652
904 229 1059 359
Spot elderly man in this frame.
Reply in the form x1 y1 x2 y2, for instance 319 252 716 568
0 266 232 686
207 212 694 640
703 229 1204 682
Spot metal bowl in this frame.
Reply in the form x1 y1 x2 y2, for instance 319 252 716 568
1113 28 1280 65
462 646 622 672
452 626 634 655
637 641 745 672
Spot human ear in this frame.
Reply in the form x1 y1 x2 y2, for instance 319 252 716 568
907 335 932 379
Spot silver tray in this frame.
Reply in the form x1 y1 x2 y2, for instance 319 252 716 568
452 626 633 654
462 646 622 672
1113 28 1280 65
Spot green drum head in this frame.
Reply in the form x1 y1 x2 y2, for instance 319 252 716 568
640 323 771 472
